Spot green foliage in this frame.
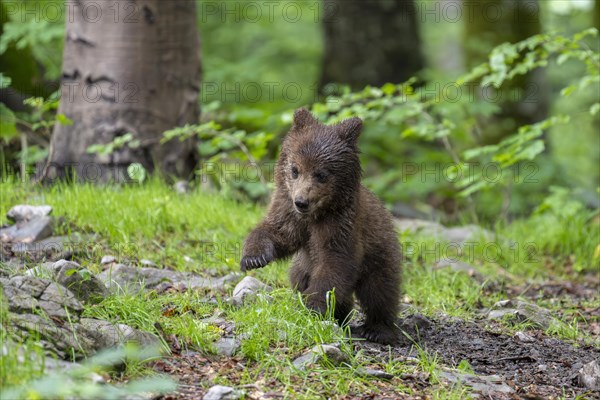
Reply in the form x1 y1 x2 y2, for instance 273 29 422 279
226 289 349 362
0 178 263 271
0 345 176 400
0 0 64 80
305 28 599 220
163 121 274 200
87 133 140 157
83 290 220 351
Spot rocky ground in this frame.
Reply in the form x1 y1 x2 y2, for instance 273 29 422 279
1 204 599 399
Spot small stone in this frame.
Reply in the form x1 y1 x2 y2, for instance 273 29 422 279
487 299 555 329
515 331 535 343
174 181 189 194
0 216 54 243
12 234 96 256
231 276 272 306
54 260 109 304
203 385 244 400
440 371 514 395
579 360 600 391
7 205 52 223
140 259 158 267
101 255 116 265
78 318 160 349
214 337 241 357
292 344 349 370
433 258 485 281
356 368 394 380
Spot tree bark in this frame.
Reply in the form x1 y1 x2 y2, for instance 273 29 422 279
464 0 548 144
320 0 424 91
43 0 200 183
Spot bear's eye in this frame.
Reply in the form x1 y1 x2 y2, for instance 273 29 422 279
314 171 328 183
291 166 299 179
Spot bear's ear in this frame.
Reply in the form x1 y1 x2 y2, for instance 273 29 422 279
292 108 318 130
336 117 363 145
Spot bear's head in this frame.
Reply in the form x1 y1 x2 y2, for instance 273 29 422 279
277 108 363 217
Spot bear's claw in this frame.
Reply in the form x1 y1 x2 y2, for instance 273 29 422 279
240 254 272 271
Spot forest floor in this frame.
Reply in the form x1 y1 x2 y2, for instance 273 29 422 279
1 180 598 399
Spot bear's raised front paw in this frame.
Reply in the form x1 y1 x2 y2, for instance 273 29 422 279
353 324 398 345
240 254 273 271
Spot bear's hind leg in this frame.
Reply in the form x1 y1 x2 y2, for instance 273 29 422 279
354 255 400 345
289 249 311 292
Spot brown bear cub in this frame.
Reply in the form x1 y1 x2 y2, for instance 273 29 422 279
241 108 401 345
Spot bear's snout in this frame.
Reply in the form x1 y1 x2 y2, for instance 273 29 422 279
294 197 310 213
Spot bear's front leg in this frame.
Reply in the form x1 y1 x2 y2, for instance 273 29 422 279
241 227 276 271
303 253 358 324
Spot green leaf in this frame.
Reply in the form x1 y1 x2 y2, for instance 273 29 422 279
0 103 18 141
127 163 146 183
56 113 73 126
0 73 11 89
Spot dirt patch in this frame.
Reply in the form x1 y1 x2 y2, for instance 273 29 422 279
358 315 600 399
154 315 599 399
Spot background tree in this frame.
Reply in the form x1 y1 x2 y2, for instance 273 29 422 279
42 0 201 182
319 0 424 91
464 0 549 144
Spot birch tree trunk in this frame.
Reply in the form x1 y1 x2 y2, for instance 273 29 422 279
43 0 201 182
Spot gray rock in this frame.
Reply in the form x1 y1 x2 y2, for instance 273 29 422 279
38 281 84 319
0 216 54 243
393 219 493 245
11 233 96 256
231 276 272 306
3 276 83 319
355 368 394 380
24 262 63 277
98 264 142 292
101 255 116 264
440 370 514 395
54 260 108 304
174 181 190 194
9 312 96 359
292 344 349 370
140 259 158 267
579 360 600 391
214 337 241 357
203 385 244 400
10 275 49 297
514 331 535 343
487 299 555 329
7 205 52 222
433 258 486 282
78 318 159 350
1 279 40 313
98 264 239 294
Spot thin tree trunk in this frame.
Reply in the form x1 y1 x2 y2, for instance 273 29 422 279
320 0 424 91
43 0 200 183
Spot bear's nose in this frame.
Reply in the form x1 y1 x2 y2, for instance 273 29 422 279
294 198 309 211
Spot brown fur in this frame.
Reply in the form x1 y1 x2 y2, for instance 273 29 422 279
241 108 401 344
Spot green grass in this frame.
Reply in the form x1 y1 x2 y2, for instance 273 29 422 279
0 178 263 272
1 178 598 398
83 289 221 352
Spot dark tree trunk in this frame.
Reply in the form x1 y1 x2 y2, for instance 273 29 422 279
320 0 424 91
43 0 200 183
464 0 548 144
